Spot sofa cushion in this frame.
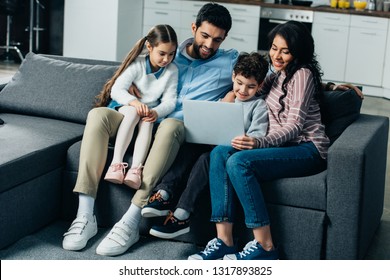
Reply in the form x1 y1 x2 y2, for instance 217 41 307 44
0 113 85 193
0 52 119 124
320 89 363 144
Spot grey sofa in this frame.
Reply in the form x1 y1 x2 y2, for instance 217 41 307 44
0 53 388 259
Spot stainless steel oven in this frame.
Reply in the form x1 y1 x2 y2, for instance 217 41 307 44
258 7 314 54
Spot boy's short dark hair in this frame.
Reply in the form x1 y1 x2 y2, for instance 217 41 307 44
195 3 232 36
234 52 269 84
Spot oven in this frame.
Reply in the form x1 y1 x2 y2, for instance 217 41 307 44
258 7 314 54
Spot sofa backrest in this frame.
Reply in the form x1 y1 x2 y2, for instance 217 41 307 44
0 52 120 124
320 89 363 144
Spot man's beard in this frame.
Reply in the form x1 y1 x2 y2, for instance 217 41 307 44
193 41 216 59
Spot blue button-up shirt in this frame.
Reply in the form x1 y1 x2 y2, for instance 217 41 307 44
168 38 239 120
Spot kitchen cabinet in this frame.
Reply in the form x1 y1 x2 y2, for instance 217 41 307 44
143 0 260 53
312 12 350 82
345 15 388 87
63 0 143 61
382 22 390 91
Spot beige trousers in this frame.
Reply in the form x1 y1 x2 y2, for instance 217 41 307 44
73 107 185 208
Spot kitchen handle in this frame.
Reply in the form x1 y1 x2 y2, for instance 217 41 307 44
269 19 288 24
230 37 245 42
155 11 169 15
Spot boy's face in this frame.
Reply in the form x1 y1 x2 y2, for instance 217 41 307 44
189 21 226 60
232 73 261 102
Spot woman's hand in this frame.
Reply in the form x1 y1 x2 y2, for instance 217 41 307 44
332 83 364 99
142 110 158 122
129 100 150 117
231 135 258 150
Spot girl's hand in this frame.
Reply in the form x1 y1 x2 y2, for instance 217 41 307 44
231 135 258 150
129 100 150 117
142 110 158 122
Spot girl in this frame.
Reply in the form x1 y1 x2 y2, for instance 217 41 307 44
189 21 330 260
96 25 178 190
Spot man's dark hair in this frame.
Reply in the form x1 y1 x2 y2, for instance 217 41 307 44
195 3 232 36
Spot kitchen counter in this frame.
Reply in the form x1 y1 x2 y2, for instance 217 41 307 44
211 0 390 18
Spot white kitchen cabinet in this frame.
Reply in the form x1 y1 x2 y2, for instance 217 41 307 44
382 21 390 92
345 15 388 87
63 0 143 61
312 12 350 82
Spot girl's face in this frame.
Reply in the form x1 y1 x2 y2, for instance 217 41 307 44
232 73 261 102
147 42 176 71
269 35 294 72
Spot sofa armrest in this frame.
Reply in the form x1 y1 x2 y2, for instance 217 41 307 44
326 114 389 259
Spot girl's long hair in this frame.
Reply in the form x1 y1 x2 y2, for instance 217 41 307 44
95 24 178 107
267 21 323 117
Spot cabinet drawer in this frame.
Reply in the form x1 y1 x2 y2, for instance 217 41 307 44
224 33 258 52
144 0 181 10
181 11 198 30
230 16 259 36
143 9 181 27
350 15 388 30
313 12 350 26
223 3 260 17
181 0 207 12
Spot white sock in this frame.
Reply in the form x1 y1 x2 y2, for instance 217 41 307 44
174 208 190 220
77 193 95 221
120 204 142 228
158 189 170 201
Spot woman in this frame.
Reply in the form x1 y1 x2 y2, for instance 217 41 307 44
189 21 330 260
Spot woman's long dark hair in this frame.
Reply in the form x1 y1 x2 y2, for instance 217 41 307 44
267 21 323 116
95 24 178 107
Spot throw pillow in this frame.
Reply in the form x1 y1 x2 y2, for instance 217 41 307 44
0 52 119 124
320 89 363 144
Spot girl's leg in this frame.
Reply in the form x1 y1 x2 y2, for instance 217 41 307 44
124 120 153 189
104 106 140 184
111 106 140 164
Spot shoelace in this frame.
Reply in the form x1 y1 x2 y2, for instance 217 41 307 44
111 162 128 174
129 164 143 175
163 211 176 225
149 192 164 203
238 240 258 257
201 238 221 256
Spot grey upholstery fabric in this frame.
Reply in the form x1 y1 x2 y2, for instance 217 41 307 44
0 53 118 124
0 114 84 193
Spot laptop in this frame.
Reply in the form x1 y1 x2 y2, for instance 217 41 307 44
183 100 245 146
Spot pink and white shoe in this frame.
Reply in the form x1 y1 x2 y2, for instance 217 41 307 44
104 162 128 184
124 164 143 189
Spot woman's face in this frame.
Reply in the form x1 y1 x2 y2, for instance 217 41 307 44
269 35 294 72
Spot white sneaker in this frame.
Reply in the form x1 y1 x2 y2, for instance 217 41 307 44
62 215 98 251
96 221 140 256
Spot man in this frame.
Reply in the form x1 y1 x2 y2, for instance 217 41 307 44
62 2 238 257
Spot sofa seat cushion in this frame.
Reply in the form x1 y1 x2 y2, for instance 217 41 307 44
262 170 327 211
0 113 85 193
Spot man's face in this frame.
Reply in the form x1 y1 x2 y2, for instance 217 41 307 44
190 21 227 60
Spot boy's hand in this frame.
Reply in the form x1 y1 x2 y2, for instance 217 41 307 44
221 91 235 103
231 135 257 150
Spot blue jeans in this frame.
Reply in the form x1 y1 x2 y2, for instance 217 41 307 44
209 141 326 228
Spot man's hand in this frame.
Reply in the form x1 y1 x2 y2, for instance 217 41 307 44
128 84 142 99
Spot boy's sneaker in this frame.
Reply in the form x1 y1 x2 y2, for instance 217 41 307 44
149 211 190 239
141 192 172 217
188 238 237 260
223 239 279 260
